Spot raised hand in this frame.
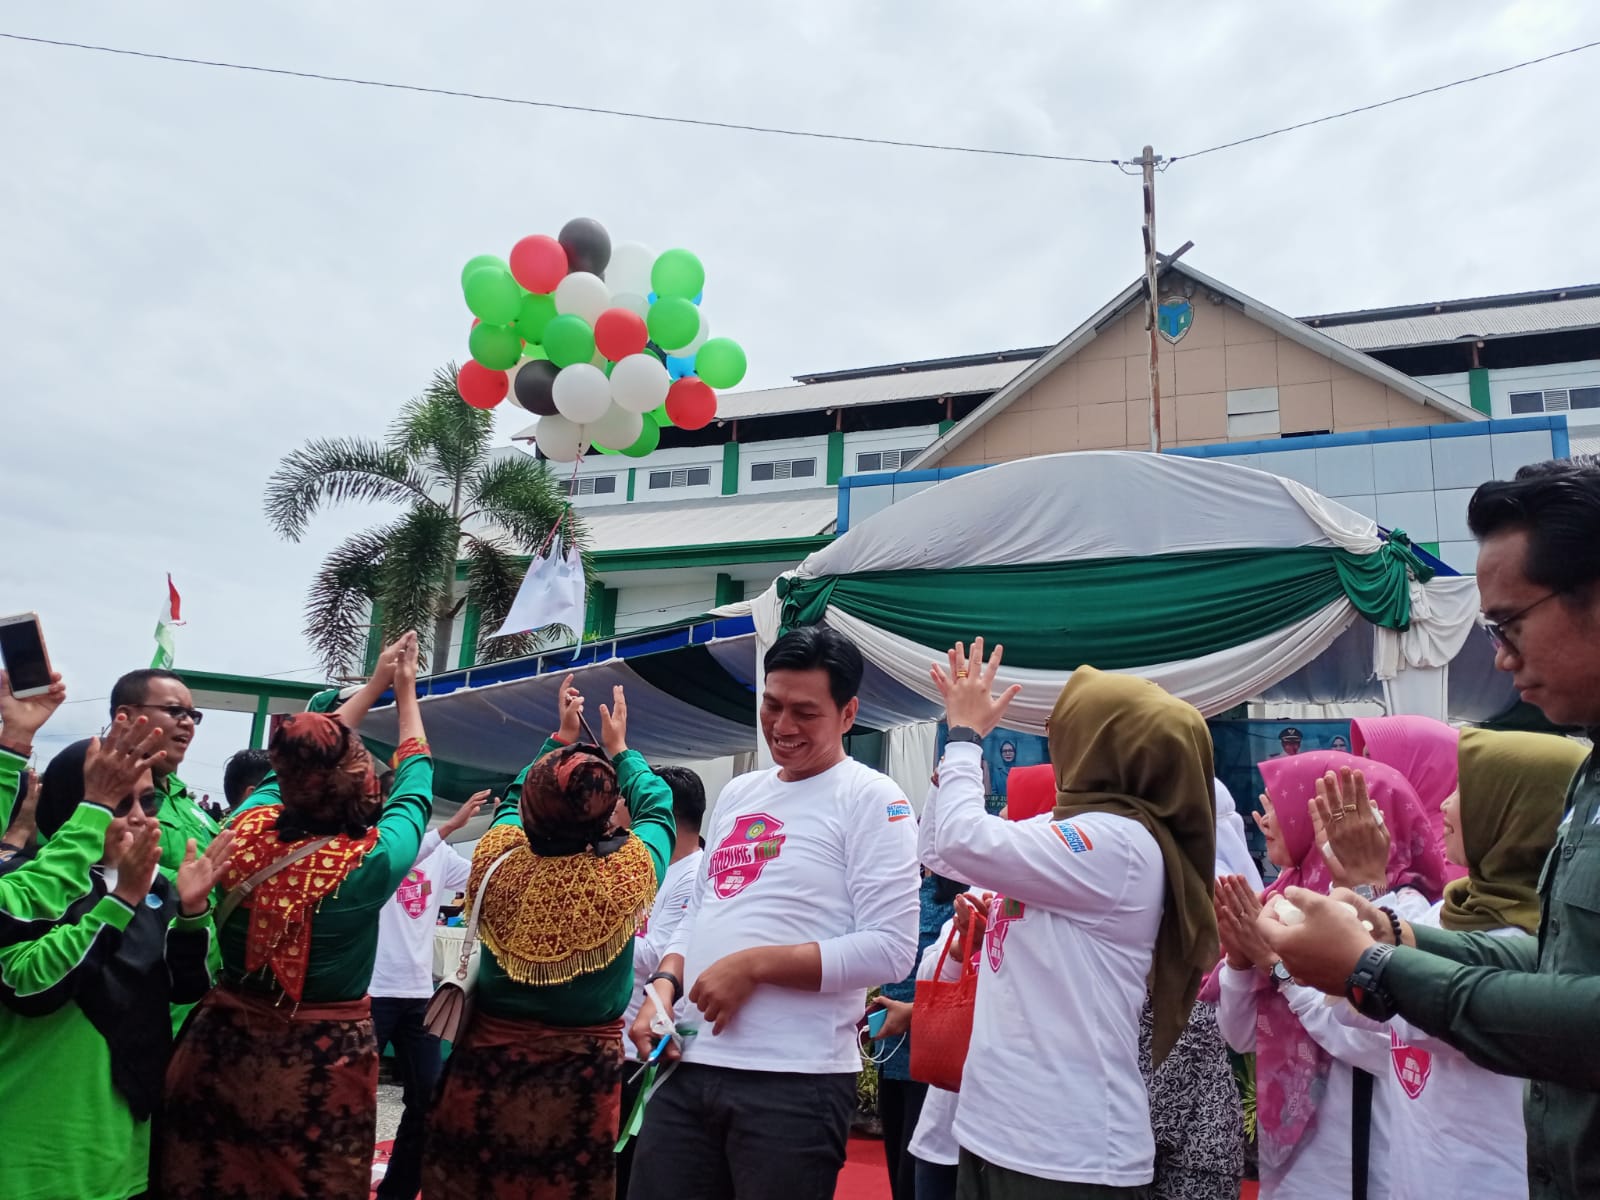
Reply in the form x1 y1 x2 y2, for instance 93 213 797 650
1215 874 1275 972
82 716 167 809
1313 767 1390 891
555 675 584 744
0 669 67 748
176 830 235 916
599 685 628 758
390 631 420 691
440 790 490 838
111 823 162 908
930 638 1021 737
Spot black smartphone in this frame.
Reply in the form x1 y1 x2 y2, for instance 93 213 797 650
0 613 53 698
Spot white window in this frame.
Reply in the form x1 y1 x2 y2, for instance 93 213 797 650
1510 387 1600 414
854 448 923 472
565 475 618 497
750 457 818 482
647 466 713 490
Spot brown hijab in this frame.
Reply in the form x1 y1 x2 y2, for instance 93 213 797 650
268 712 380 841
520 744 623 853
1049 667 1219 1067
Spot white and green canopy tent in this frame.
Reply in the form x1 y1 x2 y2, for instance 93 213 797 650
746 450 1509 748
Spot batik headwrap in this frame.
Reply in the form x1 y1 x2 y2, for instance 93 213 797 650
1048 667 1219 1069
470 746 657 987
268 712 380 841
1247 750 1446 1182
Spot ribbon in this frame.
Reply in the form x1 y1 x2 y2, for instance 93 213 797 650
614 1024 697 1152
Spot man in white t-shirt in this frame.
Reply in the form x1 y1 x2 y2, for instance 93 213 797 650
369 791 484 1200
628 626 921 1200
616 763 707 1199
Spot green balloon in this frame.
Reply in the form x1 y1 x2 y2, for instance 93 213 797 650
514 292 556 343
603 359 615 378
622 415 661 458
648 402 673 427
460 254 507 289
469 323 521 370
695 337 748 389
594 442 620 455
647 297 700 352
521 342 548 361
651 249 705 300
542 314 596 368
464 266 523 324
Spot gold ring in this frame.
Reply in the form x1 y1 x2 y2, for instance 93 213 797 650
1331 811 1347 821
955 671 969 679
1343 805 1358 814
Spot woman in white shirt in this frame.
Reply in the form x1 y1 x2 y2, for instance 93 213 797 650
923 646 1218 1198
1297 728 1586 1200
1211 750 1446 1200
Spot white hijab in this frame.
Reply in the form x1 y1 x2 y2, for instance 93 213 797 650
1213 778 1262 890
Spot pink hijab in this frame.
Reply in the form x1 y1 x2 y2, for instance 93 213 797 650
1350 715 1467 882
1249 751 1448 1180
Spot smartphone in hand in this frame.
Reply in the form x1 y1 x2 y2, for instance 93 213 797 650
0 614 54 698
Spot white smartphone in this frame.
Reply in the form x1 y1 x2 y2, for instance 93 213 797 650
0 613 55 698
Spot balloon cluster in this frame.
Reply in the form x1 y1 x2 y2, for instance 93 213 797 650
453 218 748 462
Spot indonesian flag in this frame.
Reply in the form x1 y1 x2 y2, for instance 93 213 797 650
151 575 182 669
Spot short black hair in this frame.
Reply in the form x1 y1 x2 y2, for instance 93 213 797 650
109 668 185 718
762 626 864 708
653 765 706 831
222 749 272 811
1467 455 1600 606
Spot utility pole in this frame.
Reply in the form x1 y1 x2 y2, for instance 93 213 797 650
1136 145 1165 453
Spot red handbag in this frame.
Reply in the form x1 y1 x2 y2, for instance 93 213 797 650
909 908 980 1091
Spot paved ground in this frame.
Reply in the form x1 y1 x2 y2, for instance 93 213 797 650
376 1082 404 1143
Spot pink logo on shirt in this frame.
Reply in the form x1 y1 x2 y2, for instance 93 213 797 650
707 813 787 900
395 868 432 919
1390 1028 1432 1099
985 895 1025 972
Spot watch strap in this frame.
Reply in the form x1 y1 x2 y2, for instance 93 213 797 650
1345 943 1397 1020
645 970 683 1005
946 726 983 745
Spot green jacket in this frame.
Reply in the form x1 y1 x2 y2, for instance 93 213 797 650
153 772 220 879
474 742 674 1025
0 748 112 948
1384 745 1600 1200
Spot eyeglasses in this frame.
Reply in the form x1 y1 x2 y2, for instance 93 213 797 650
1481 591 1562 657
113 790 162 818
127 703 204 726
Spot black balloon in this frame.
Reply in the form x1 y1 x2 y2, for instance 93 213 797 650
558 217 611 276
513 359 560 415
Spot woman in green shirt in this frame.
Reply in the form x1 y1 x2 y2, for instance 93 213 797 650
161 632 433 1200
424 683 675 1200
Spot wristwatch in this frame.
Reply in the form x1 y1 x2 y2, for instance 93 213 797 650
1269 961 1293 988
946 726 984 746
645 971 683 1005
1345 943 1398 1020
1352 883 1380 902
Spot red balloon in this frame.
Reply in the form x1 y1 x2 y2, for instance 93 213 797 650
457 361 508 409
509 235 567 294
665 378 717 430
593 308 649 362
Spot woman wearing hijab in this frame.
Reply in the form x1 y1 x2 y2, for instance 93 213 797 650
1211 750 1446 1199
1212 779 1262 892
160 632 433 1200
0 724 232 1200
423 683 674 1200
1302 729 1585 1199
1349 715 1463 880
922 644 1218 1198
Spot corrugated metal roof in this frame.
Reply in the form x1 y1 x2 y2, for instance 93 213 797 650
582 490 837 553
715 359 1030 421
1317 296 1600 351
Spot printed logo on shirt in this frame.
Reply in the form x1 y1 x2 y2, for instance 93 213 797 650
885 799 913 823
707 813 787 900
1051 821 1094 854
1389 1028 1432 1100
395 867 433 919
985 895 1026 972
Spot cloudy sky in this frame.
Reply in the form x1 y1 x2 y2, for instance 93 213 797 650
1 1 1594 796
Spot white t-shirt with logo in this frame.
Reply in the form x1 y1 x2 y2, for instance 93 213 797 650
921 741 1165 1188
623 849 703 1031
666 757 920 1074
370 830 474 1000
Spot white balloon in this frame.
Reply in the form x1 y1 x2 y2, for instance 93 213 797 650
609 353 672 415
552 363 613 425
587 402 644 451
610 291 650 320
553 272 611 324
535 413 591 463
605 242 656 297
678 308 710 356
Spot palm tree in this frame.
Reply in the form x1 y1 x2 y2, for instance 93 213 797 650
265 364 586 678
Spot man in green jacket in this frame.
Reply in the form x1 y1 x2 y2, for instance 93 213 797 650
1263 456 1600 1200
109 669 219 876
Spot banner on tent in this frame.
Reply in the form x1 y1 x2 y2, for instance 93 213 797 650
933 724 1050 815
1210 719 1353 866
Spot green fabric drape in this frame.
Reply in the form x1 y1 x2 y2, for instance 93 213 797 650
777 540 1429 672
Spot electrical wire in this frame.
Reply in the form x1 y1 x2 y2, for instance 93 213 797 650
0 32 1121 166
1170 38 1600 162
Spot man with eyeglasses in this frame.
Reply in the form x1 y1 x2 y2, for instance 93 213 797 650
109 669 219 881
1258 455 1600 1200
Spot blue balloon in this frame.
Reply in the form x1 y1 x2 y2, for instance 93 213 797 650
666 355 697 379
647 291 657 304
693 290 704 305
